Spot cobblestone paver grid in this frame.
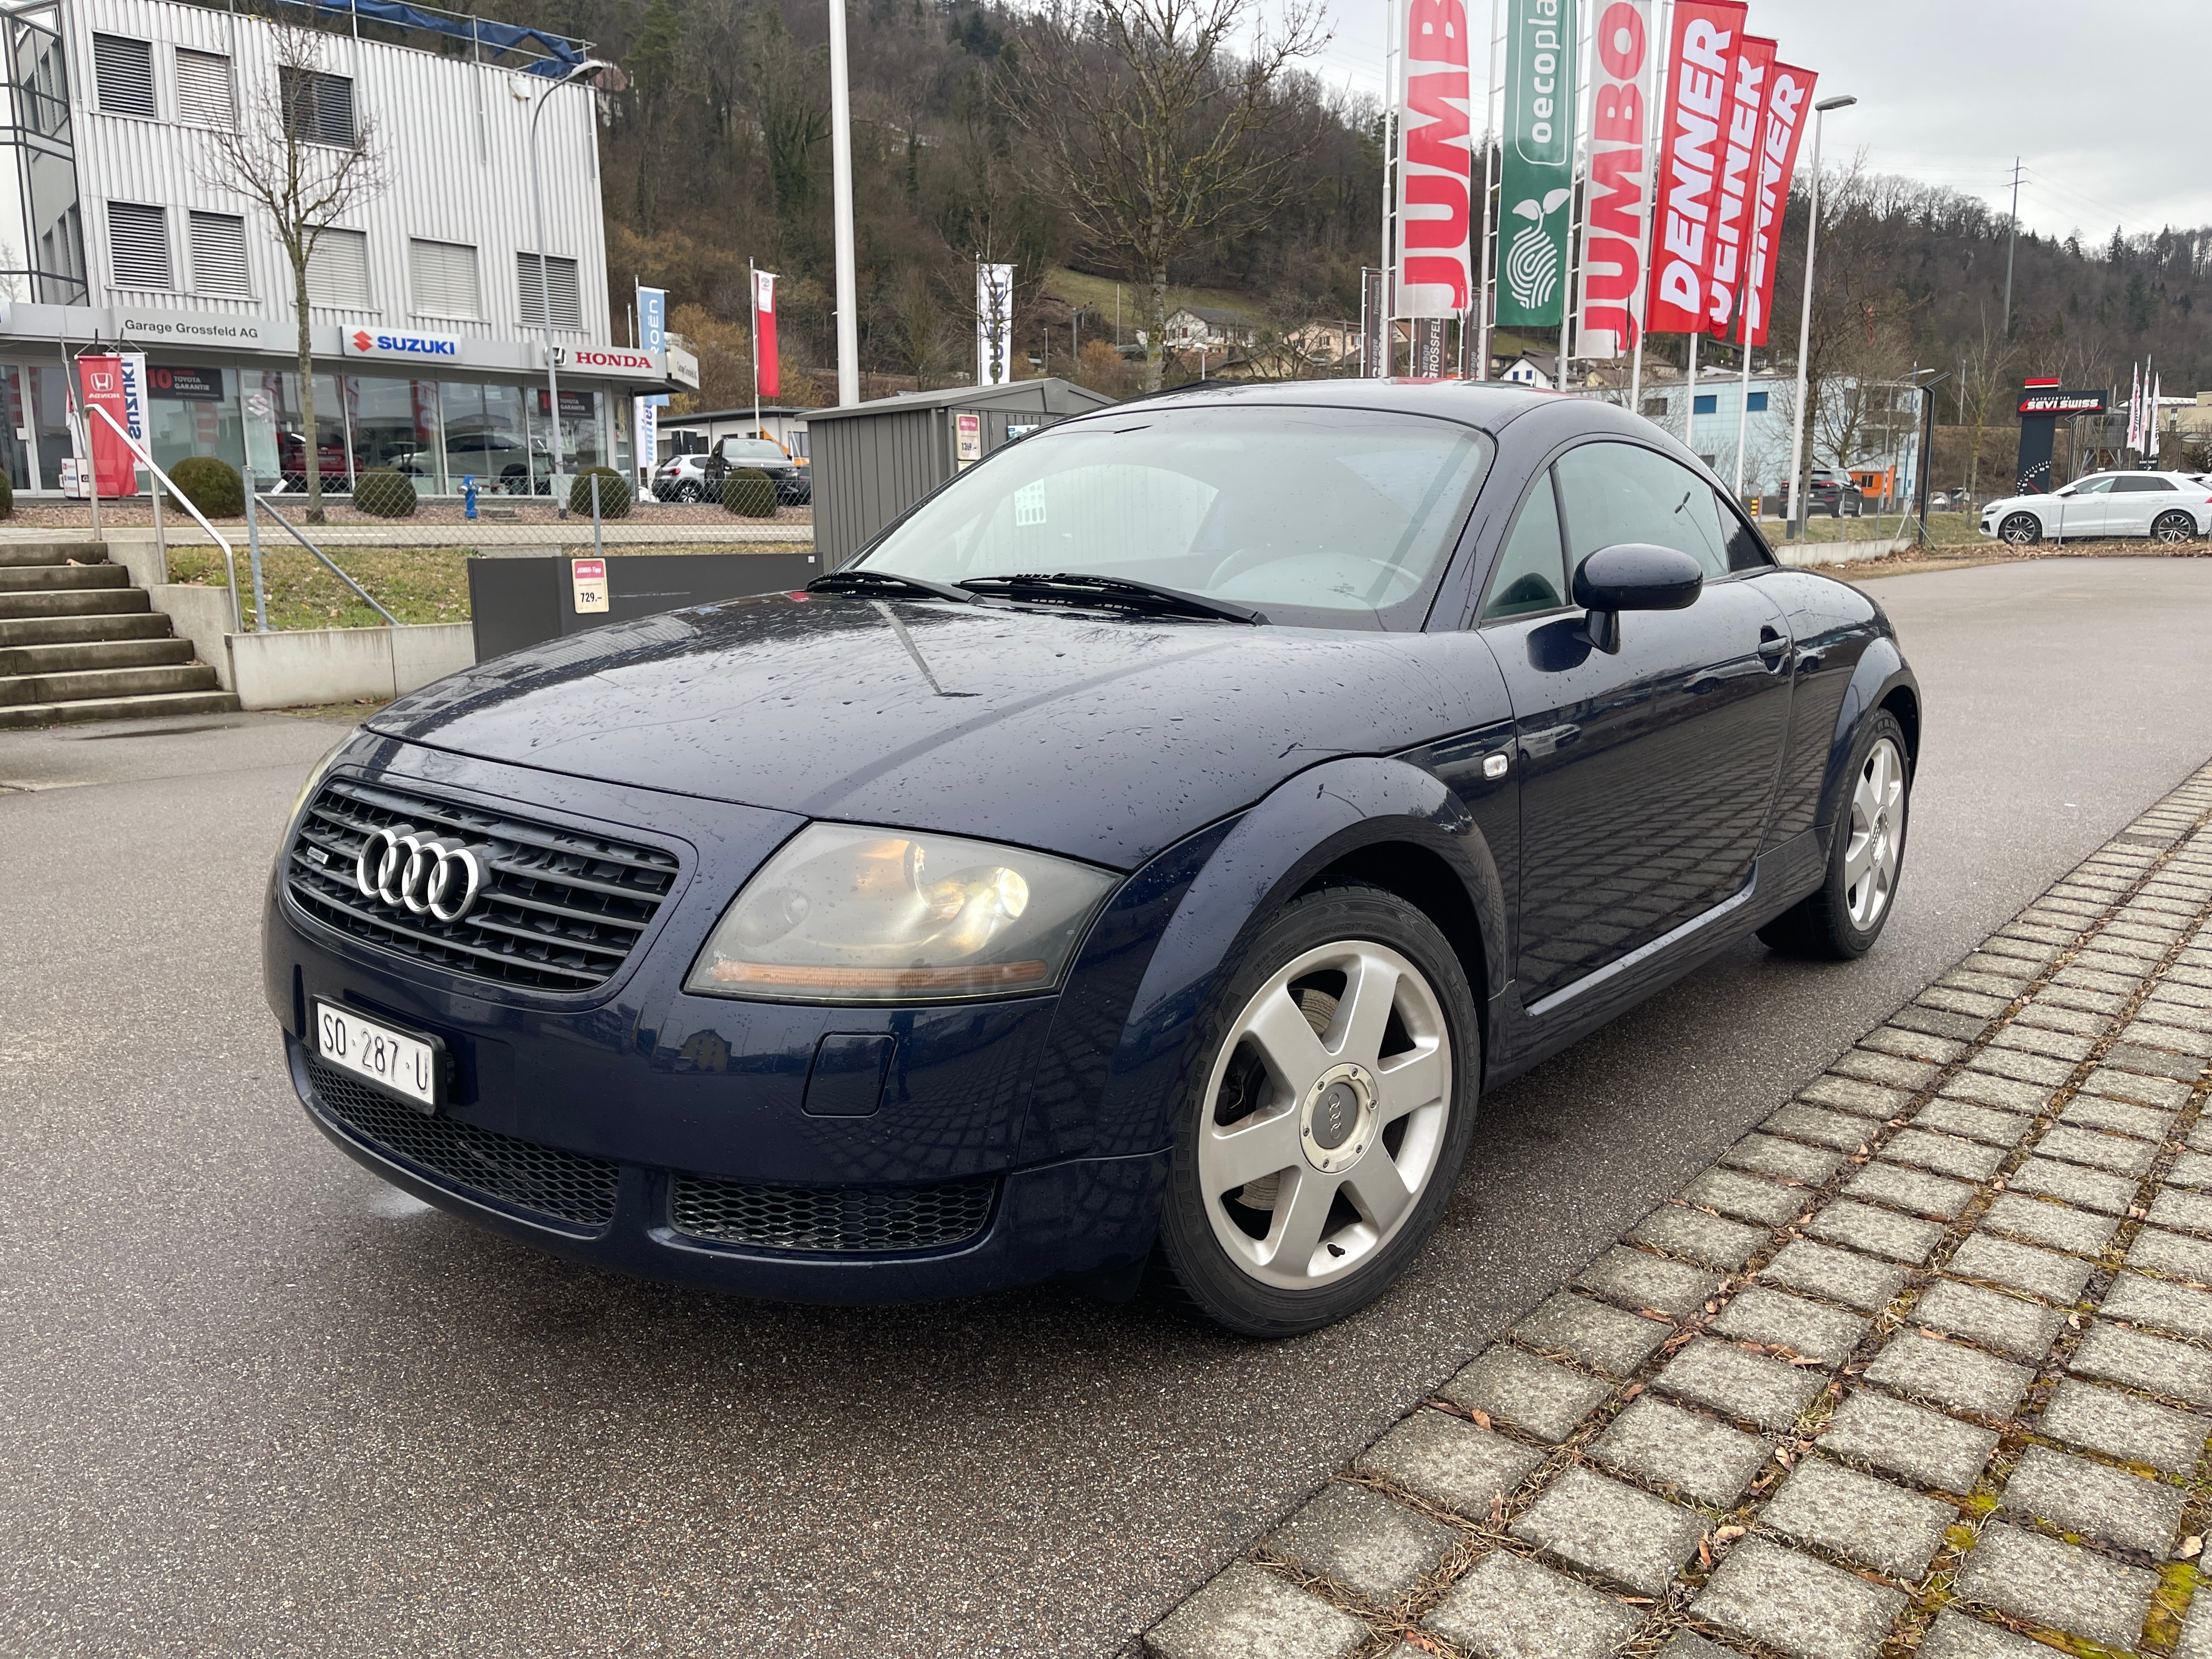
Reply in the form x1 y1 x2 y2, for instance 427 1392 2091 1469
1144 762 2212 1659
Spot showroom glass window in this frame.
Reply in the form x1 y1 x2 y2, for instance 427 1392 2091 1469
259 370 346 489
346 375 441 487
145 364 242 474
855 407 1492 630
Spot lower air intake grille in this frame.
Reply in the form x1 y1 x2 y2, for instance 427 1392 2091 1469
306 1058 619 1231
668 1173 997 1254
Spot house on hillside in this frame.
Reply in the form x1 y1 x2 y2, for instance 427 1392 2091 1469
1163 306 1259 350
1499 351 1560 389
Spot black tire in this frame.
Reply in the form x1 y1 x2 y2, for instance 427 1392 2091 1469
2153 510 2196 544
1758 710 1912 961
1157 882 1481 1338
1999 512 2041 546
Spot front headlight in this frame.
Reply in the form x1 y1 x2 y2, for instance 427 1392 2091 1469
286 731 358 827
686 823 1120 1003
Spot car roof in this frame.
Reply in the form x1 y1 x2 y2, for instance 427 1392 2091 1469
1056 377 1570 436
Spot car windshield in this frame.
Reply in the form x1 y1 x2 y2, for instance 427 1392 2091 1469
851 405 1492 629
728 441 786 461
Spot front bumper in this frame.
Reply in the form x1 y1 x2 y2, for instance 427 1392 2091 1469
263 737 1181 1301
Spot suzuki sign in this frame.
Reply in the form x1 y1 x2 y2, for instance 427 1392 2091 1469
344 328 462 361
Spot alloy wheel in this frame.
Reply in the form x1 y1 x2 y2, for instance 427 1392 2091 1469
1195 941 1452 1290
2000 513 2041 545
1844 737 1906 930
2154 511 2196 544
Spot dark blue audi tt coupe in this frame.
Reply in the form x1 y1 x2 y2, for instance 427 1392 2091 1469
264 381 1918 1336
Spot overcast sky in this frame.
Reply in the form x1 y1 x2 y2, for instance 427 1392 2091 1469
1306 0 2210 244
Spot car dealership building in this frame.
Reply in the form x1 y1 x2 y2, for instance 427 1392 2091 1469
0 0 681 496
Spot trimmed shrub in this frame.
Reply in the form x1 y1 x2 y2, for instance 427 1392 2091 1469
569 466 633 520
0 467 14 520
165 455 242 519
721 467 777 517
353 467 418 518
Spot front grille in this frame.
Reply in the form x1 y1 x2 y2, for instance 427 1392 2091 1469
286 777 680 991
669 1173 997 1254
306 1058 619 1231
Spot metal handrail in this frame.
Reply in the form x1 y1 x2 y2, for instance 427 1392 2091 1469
251 494 400 627
84 403 241 633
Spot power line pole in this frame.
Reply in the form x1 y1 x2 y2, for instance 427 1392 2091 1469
2002 157 2022 337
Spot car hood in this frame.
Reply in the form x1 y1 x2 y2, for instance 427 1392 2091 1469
369 594 1503 868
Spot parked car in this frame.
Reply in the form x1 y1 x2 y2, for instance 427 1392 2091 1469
1926 489 1966 513
1804 469 1866 516
654 437 810 504
1978 470 2212 545
266 381 1919 1337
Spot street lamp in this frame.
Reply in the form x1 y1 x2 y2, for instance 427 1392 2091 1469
526 56 611 512
1785 93 1857 540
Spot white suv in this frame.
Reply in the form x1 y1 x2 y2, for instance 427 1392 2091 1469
1980 471 2212 544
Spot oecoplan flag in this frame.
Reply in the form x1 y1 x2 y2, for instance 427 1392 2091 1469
1496 0 1578 328
1394 0 1476 318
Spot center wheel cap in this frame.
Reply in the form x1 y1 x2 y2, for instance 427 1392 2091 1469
1300 1063 1378 1175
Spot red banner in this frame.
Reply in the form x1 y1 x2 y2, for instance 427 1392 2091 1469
1396 0 1475 318
1742 60 1816 346
77 354 137 497
1644 0 1748 336
1575 0 1655 358
753 270 779 402
1705 34 1774 336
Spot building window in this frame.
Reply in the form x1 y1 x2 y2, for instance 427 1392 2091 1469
106 201 171 289
516 252 582 331
280 68 357 147
1745 391 1769 414
174 49 235 127
1640 398 1667 418
189 211 249 297
305 227 370 307
92 33 156 117
409 238 480 320
1692 393 1717 415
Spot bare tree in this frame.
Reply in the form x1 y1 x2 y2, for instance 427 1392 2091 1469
199 4 386 520
1955 311 2023 501
1005 0 1325 393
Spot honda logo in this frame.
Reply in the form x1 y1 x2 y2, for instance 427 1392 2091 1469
354 825 492 924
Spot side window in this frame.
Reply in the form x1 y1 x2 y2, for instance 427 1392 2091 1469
1481 470 1566 620
2070 476 2115 496
1716 490 1773 572
1555 441 1731 579
2114 476 2175 493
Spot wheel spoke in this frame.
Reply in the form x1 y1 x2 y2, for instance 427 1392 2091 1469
1375 1045 1446 1122
1340 1156 1417 1235
1263 1167 1339 1273
1843 830 1875 888
1242 984 1333 1086
1203 1108 1305 1193
1330 951 1400 1069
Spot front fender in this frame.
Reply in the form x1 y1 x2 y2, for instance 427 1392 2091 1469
1084 754 1509 1162
1819 635 1919 837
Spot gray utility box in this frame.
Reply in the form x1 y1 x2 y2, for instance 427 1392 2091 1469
467 549 822 662
806 377 1116 566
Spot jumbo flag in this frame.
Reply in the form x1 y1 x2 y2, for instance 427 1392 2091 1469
1575 0 1655 358
1496 0 1579 328
1395 0 1476 318
753 269 780 400
1739 59 1816 346
1645 0 1748 336
1704 35 1775 336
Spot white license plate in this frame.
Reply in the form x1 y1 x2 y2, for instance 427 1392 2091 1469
315 1001 442 1110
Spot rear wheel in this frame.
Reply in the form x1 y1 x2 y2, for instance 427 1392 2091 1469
1999 512 2041 545
1158 884 1480 1338
1759 711 1911 960
2153 510 2196 544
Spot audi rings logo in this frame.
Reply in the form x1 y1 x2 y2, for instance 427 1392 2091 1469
354 824 492 924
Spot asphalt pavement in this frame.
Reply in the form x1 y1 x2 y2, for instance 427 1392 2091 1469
5 557 2211 1658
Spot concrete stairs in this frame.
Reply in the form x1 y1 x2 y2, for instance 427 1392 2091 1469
0 542 239 729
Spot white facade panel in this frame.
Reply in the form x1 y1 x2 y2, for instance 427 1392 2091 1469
63 0 609 342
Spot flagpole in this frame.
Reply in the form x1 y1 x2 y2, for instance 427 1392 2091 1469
1561 0 1592 373
1629 0 1669 416
1477 0 1500 380
749 259 761 439
1381 0 1398 377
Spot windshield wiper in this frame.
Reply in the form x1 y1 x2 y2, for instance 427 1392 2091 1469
957 572 1266 625
806 568 980 605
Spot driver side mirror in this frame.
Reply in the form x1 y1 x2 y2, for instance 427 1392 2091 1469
1571 542 1705 653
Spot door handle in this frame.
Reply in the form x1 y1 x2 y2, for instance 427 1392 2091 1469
1757 627 1790 671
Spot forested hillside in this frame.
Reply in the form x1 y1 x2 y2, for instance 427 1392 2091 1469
488 0 2212 422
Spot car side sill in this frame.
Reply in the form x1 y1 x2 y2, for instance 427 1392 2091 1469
1524 877 1760 1022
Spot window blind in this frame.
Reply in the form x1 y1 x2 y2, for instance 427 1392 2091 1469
281 68 356 146
93 34 155 117
190 211 249 298
174 49 235 127
409 238 479 319
107 201 171 289
306 227 370 308
516 252 582 331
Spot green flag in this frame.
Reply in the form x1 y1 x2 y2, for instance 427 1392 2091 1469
1497 0 1578 328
